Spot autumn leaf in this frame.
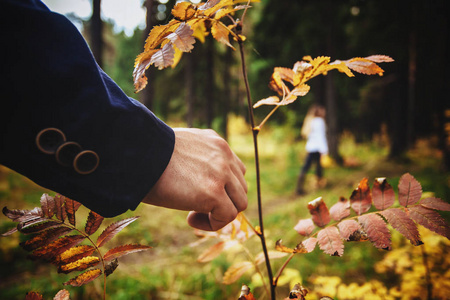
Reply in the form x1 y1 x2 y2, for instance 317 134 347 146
372 177 395 210
64 198 82 226
253 96 280 108
103 244 152 261
239 284 256 300
301 237 318 253
254 250 288 265
329 197 350 221
211 20 234 49
53 289 70 300
25 292 43 300
223 261 253 284
344 56 389 76
171 1 197 21
105 258 119 277
58 256 100 274
150 43 175 70
29 235 86 261
2 206 43 223
398 173 422 207
85 211 104 236
286 283 308 300
275 239 306 254
96 217 139 248
197 241 225 262
381 208 422 246
294 218 315 236
350 177 372 215
408 206 450 239
166 22 196 52
40 193 55 218
358 214 391 250
18 220 62 235
54 194 66 222
20 226 72 252
63 268 102 287
317 226 344 256
308 197 331 227
57 245 96 265
337 219 361 240
420 197 450 211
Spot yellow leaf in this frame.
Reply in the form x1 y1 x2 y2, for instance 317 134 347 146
291 83 310 97
197 241 225 262
171 46 183 69
211 20 235 49
223 261 253 284
63 268 102 287
189 19 208 43
171 2 197 21
58 256 100 274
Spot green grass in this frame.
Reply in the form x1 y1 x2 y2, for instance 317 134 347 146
0 121 448 299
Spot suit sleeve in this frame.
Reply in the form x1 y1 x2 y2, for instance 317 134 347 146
0 0 175 217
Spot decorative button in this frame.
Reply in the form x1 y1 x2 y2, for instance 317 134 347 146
55 142 82 167
36 128 66 154
74 150 99 175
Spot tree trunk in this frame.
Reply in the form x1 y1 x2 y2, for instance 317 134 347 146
185 53 195 127
90 0 103 67
221 47 232 140
205 36 214 128
142 0 156 110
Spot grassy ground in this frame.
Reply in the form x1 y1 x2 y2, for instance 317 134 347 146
0 119 448 299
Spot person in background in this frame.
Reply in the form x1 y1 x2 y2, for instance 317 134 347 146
296 104 328 195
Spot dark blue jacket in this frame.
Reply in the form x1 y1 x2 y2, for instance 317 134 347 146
0 0 175 217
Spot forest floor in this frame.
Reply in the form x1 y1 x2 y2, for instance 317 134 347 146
0 119 449 300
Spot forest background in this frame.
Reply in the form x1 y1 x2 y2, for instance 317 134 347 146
1 0 449 299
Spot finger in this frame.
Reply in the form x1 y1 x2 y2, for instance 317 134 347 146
225 174 248 212
232 151 246 174
230 161 248 194
187 211 232 231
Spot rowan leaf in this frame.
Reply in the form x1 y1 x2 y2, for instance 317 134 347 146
344 57 385 76
85 211 104 236
254 250 288 265
105 258 119 277
63 268 102 287
171 2 196 21
96 217 139 248
18 220 62 235
337 219 361 240
275 239 302 254
398 173 422 207
1 226 18 236
150 43 175 70
308 197 331 227
381 208 422 246
2 206 43 223
291 84 310 97
350 177 372 215
301 237 318 253
40 193 55 218
58 256 100 274
222 261 253 284
294 218 315 236
25 291 43 300
64 198 82 226
57 245 96 265
133 50 157 92
197 241 225 262
364 54 395 63
420 197 450 211
253 96 280 108
166 22 196 52
408 206 450 239
29 235 86 261
20 226 72 252
211 20 234 49
317 226 344 256
103 244 152 262
372 177 395 210
199 0 221 11
53 289 70 300
358 214 391 250
328 60 355 77
54 194 66 222
239 284 256 300
329 197 350 221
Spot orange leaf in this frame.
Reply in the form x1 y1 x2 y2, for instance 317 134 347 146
381 208 422 246
25 292 43 300
239 284 256 300
53 289 70 300
171 2 197 21
222 261 253 284
317 226 344 256
291 83 310 97
308 197 331 227
96 217 139 248
20 226 72 252
29 235 86 261
211 20 234 49
197 241 225 262
58 256 100 274
350 177 372 215
345 57 385 76
253 96 280 108
103 244 152 261
358 214 391 250
63 268 102 287
85 211 104 236
364 54 394 63
372 177 395 210
398 173 422 207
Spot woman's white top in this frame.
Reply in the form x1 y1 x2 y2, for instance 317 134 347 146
305 117 328 154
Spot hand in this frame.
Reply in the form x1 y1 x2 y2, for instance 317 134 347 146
142 128 248 231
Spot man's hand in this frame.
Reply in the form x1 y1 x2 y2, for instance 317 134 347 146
142 128 248 231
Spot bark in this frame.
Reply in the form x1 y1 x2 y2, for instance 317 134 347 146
90 0 103 67
142 0 156 110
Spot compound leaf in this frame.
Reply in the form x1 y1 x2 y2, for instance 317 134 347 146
63 268 102 287
103 244 152 262
329 197 350 221
96 217 139 248
350 177 372 215
85 211 104 236
398 173 422 207
358 214 391 250
308 197 331 227
372 177 395 210
317 226 344 256
408 206 450 239
381 208 422 246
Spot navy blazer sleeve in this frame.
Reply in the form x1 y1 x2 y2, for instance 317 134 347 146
0 0 175 217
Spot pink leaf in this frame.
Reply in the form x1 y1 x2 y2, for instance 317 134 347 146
420 197 450 211
329 197 350 221
381 208 422 246
337 220 361 240
308 197 331 227
150 43 175 70
358 214 391 250
301 237 317 253
350 178 372 215
398 173 422 207
294 218 315 236
372 178 395 210
317 226 344 256
408 206 450 240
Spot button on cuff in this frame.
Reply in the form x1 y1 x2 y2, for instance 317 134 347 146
74 150 99 175
36 128 66 154
56 142 82 167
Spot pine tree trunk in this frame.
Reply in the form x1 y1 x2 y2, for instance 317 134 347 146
90 0 103 67
142 0 156 110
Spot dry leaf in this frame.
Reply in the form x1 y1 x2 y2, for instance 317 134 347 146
166 22 196 52
337 220 361 240
53 289 70 300
372 178 395 210
197 241 225 262
58 256 100 274
358 214 391 250
308 197 331 227
103 244 152 261
85 211 104 236
329 197 350 221
398 173 422 207
350 178 372 215
96 217 139 248
381 208 422 246
222 261 253 284
317 226 344 256
63 268 102 287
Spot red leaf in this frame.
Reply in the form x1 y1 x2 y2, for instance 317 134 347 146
301 237 317 253
54 194 66 222
307 197 331 227
398 173 422 207
358 214 391 250
372 178 395 210
420 197 450 211
381 208 422 246
317 226 344 256
350 178 372 215
63 268 102 287
294 218 315 236
329 197 350 221
408 206 450 239
85 211 104 236
337 220 361 240
25 292 43 300
20 226 73 251
96 217 139 248
29 235 86 261
103 244 152 261
40 193 55 218
19 220 62 235
1 226 18 236
2 206 43 223
64 198 82 226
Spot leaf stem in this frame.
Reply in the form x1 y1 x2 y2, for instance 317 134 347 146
238 38 275 300
273 253 295 287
